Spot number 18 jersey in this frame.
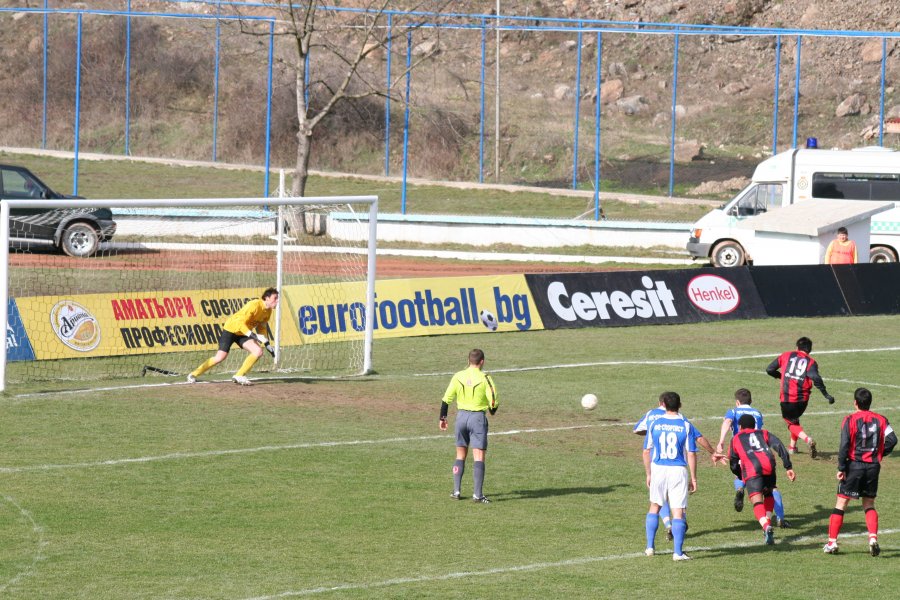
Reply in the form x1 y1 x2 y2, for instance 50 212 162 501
646 414 699 467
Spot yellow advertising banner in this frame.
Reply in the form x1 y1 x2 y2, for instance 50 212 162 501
15 288 304 360
15 275 543 360
282 274 543 343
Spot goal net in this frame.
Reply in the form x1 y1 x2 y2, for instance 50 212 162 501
0 194 377 393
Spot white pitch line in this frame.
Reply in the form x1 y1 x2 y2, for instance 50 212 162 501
2 405 899 475
6 346 899 400
0 495 47 595
409 346 900 378
238 529 900 600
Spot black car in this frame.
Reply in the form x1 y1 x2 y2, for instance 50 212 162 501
0 164 116 258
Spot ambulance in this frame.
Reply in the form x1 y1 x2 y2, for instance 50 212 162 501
686 146 900 267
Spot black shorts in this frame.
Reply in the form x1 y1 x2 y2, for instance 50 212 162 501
838 462 881 500
744 474 777 497
780 401 808 426
217 330 252 353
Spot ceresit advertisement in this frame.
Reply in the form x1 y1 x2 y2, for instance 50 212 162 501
13 275 542 360
14 288 305 360
282 274 542 343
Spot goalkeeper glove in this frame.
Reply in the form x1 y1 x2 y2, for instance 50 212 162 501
265 343 275 357
251 332 268 345
825 394 835 405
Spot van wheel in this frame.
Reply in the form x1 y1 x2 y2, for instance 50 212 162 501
711 241 746 268
60 222 100 258
869 246 898 263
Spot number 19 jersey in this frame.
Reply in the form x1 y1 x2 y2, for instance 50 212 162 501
646 414 699 467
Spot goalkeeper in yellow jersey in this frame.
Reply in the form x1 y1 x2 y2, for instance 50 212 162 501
188 288 279 386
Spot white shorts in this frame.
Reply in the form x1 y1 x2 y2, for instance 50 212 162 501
649 464 689 509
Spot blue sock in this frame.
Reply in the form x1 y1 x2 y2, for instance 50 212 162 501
773 489 785 520
733 478 744 491
645 513 660 550
672 518 687 556
660 502 671 525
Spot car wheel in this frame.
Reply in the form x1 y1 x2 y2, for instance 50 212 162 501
60 222 100 258
869 246 897 263
711 241 746 268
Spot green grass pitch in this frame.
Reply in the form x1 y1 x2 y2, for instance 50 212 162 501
1 315 899 598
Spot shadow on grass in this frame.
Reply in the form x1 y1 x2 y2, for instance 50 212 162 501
491 483 629 502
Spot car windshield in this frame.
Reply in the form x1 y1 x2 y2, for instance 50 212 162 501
728 183 783 217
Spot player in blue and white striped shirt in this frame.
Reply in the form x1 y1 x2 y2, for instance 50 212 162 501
643 391 698 561
716 388 790 527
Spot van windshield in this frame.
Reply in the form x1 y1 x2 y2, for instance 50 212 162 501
728 183 783 217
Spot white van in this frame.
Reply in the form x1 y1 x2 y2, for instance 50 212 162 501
687 147 900 267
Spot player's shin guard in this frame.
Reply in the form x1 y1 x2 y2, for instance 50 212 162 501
192 358 217 377
660 502 671 527
472 461 486 499
452 459 465 494
645 513 660 550
235 354 259 377
753 502 769 528
671 518 687 556
829 509 845 540
773 489 785 520
865 507 879 537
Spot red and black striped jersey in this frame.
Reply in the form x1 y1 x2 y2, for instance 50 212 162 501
729 427 792 481
837 410 898 471
766 350 827 403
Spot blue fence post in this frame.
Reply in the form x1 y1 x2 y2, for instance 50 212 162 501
791 35 802 148
879 37 887 146
125 0 132 156
572 26 583 189
73 14 83 196
263 21 274 197
212 5 221 162
384 13 392 177
478 18 486 184
593 30 603 221
42 0 49 149
771 34 781 155
668 32 680 198
401 30 412 214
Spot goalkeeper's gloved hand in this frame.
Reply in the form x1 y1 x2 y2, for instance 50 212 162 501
826 394 835 405
265 343 275 357
251 332 268 345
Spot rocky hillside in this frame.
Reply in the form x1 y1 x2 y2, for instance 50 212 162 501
3 1 900 194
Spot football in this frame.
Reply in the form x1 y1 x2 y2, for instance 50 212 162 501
581 393 598 410
479 309 499 331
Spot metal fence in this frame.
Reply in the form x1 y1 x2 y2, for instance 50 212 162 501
2 1 900 218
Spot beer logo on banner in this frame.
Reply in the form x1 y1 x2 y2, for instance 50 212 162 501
50 300 101 351
686 274 740 315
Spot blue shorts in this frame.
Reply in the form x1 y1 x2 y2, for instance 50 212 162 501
455 410 489 450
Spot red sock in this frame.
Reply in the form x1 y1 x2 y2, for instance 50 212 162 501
764 495 775 514
753 502 769 529
865 507 879 536
787 422 805 441
829 510 844 540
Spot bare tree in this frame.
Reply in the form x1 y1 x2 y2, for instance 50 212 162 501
236 1 450 197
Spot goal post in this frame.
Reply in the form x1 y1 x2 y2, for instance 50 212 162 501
0 194 378 393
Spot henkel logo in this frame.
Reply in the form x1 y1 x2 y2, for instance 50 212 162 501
686 274 740 314
50 300 101 352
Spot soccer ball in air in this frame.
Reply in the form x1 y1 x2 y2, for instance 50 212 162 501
581 393 598 411
479 309 499 331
